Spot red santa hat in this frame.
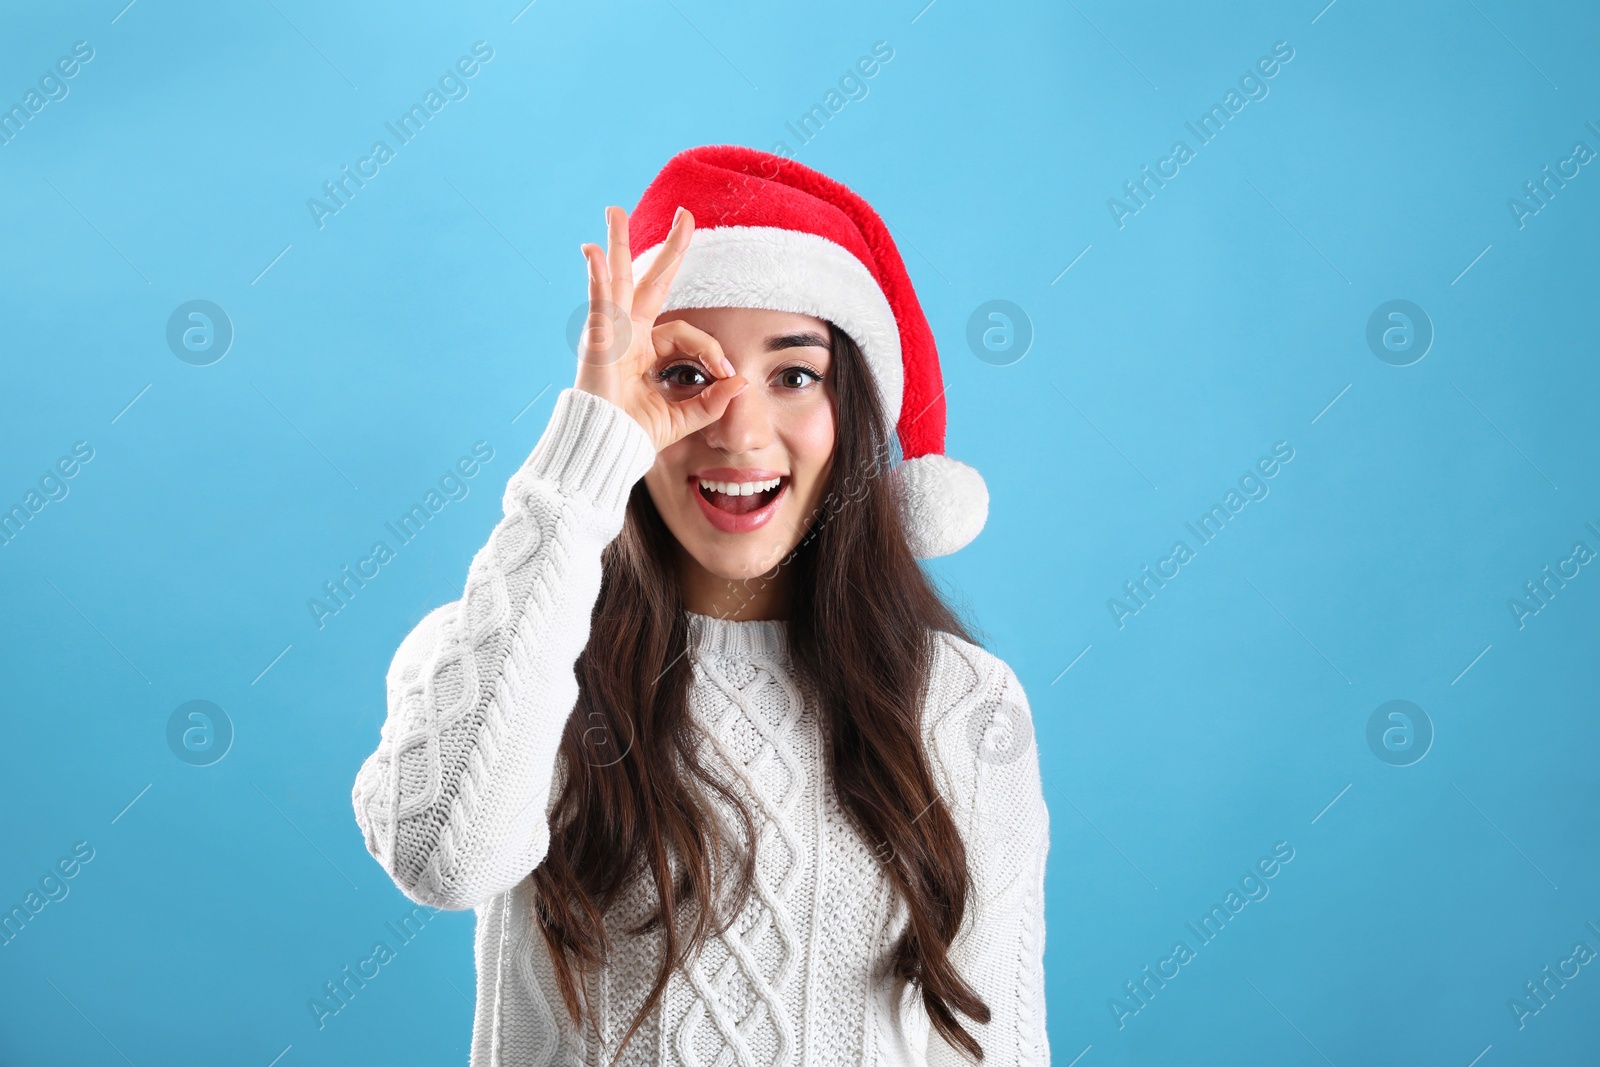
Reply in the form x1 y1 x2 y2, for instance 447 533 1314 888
627 144 988 558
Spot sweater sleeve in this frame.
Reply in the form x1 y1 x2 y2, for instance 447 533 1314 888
928 660 1052 1067
352 387 658 911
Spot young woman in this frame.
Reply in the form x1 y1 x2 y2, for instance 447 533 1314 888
354 145 1050 1067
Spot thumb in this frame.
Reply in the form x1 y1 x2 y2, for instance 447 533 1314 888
674 375 748 438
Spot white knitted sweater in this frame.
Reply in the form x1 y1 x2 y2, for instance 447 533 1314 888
352 388 1051 1067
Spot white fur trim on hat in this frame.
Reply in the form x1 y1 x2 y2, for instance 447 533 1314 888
894 454 988 558
632 226 905 429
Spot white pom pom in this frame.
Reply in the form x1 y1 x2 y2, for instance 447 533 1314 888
893 454 989 558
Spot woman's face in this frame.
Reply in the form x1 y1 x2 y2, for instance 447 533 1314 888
644 306 838 595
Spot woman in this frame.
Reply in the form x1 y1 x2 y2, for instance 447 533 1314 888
353 145 1050 1066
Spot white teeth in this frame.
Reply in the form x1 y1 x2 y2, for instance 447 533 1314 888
699 476 782 496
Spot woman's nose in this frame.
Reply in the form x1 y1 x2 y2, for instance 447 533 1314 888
700 380 772 455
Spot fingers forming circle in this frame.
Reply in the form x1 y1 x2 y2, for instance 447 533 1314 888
651 318 733 378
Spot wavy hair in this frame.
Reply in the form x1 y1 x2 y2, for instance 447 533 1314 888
529 322 993 1064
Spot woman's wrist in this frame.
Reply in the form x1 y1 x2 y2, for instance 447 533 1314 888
524 387 658 520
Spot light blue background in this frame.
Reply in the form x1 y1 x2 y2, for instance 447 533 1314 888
2 0 1597 1063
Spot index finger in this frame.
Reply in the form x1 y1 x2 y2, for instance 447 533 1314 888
633 207 693 326
651 319 736 380
605 206 634 318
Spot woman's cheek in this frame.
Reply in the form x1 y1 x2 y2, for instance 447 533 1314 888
785 401 837 481
642 452 691 523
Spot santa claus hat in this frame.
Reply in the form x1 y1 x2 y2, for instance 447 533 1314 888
627 144 987 558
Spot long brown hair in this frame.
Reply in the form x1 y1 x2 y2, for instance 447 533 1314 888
530 322 994 1063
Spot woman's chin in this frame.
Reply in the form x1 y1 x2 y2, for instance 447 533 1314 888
689 539 792 584
670 498 804 582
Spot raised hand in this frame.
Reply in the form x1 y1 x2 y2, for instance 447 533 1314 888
574 206 747 452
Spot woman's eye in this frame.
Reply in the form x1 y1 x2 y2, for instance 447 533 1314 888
657 363 710 390
778 366 823 389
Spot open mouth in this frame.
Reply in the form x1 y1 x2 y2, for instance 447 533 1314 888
691 475 788 533
698 476 783 514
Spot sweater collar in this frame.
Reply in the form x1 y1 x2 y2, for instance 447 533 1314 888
686 610 790 661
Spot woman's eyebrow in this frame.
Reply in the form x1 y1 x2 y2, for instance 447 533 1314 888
764 331 831 351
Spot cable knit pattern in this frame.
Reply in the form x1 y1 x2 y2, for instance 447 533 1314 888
352 387 1051 1067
